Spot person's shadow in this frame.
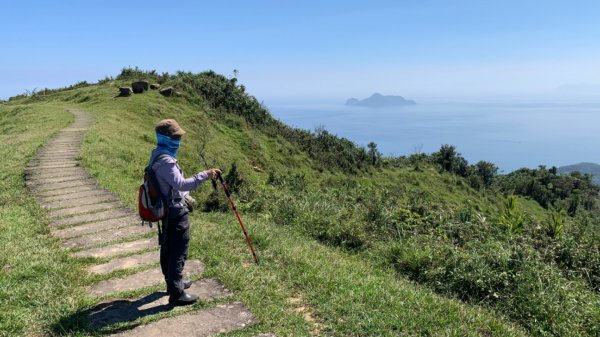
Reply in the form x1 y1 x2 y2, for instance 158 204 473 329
54 291 174 335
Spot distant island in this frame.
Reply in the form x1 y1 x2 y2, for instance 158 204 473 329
346 93 416 107
558 162 600 185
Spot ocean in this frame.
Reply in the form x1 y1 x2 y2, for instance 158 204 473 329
266 100 600 173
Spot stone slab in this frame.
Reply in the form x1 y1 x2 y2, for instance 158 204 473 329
52 216 139 239
74 237 156 258
29 178 96 191
49 201 122 219
63 224 152 249
37 189 112 203
109 302 256 337
39 142 80 147
26 163 78 170
87 260 204 297
35 146 79 151
88 251 160 275
30 158 78 165
37 146 79 151
47 138 83 143
88 278 231 329
35 185 100 198
26 174 90 185
51 208 132 227
42 194 118 210
24 167 85 179
34 152 79 157
34 155 79 161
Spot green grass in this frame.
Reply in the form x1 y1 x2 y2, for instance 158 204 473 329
1 77 598 336
0 103 85 336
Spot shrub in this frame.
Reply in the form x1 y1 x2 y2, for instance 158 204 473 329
498 196 525 235
387 236 600 336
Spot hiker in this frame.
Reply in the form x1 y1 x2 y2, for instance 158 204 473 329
149 119 221 306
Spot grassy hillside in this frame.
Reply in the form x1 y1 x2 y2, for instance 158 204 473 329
1 69 598 336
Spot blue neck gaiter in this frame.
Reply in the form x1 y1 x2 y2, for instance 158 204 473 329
156 133 181 158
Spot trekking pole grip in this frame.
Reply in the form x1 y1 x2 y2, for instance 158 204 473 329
216 172 231 197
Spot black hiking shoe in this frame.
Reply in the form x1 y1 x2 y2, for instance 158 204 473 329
168 291 198 306
165 279 193 294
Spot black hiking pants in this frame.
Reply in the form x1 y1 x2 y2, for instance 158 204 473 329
160 207 190 297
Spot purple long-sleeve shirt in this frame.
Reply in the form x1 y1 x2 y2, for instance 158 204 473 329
150 149 209 208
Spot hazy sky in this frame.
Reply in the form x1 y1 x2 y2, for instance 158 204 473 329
2 1 600 101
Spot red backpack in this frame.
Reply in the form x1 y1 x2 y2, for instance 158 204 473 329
138 154 169 226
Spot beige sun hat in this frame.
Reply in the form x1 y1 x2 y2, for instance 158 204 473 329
155 119 186 138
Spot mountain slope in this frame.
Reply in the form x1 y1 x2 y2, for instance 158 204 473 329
1 69 598 336
558 162 600 185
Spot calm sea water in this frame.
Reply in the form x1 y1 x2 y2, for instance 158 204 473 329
266 100 600 172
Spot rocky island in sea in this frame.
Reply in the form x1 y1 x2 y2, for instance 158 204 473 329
346 93 416 107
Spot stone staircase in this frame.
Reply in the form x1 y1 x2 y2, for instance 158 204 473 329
25 109 271 336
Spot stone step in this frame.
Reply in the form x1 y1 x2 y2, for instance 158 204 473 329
29 160 79 167
28 178 96 191
38 148 80 153
88 278 231 329
33 155 80 163
44 137 81 140
108 302 256 337
35 185 100 198
43 140 81 143
24 167 85 179
40 143 80 147
87 260 204 297
47 138 83 142
52 216 139 239
51 208 132 227
35 154 79 161
88 251 159 275
42 194 118 210
44 143 81 147
34 155 81 161
48 201 122 219
38 143 81 150
37 189 112 203
63 224 152 249
36 150 81 158
26 173 89 185
74 237 156 259
26 163 78 170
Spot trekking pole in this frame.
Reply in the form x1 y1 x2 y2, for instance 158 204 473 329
214 171 260 265
199 152 259 265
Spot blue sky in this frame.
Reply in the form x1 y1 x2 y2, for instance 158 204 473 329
1 1 600 101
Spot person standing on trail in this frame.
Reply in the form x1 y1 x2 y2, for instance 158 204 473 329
149 119 221 306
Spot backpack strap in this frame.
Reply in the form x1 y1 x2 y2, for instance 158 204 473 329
149 153 171 167
148 153 173 241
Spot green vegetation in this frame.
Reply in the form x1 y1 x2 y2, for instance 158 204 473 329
1 68 599 336
0 103 83 336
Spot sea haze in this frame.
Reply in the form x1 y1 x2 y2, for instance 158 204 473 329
266 100 600 172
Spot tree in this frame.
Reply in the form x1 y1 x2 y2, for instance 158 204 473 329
367 142 381 166
436 144 456 172
432 144 477 178
474 161 498 187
